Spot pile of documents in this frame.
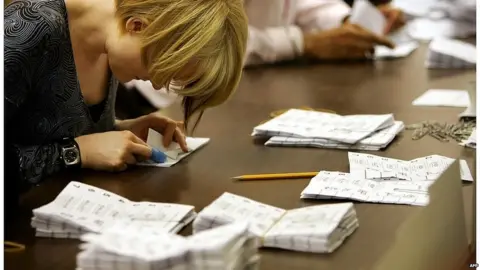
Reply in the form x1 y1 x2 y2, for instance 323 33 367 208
193 192 359 253
77 222 260 270
31 182 197 238
301 152 462 206
252 109 404 151
461 128 476 148
425 38 476 69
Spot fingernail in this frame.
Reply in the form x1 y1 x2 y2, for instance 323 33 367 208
151 148 167 163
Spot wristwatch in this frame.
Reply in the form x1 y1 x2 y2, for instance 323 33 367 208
59 137 82 169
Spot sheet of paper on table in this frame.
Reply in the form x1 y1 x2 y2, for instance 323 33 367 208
375 42 419 59
412 89 470 107
350 0 386 36
77 222 260 270
193 192 359 254
459 159 473 181
31 181 196 239
137 128 210 167
425 38 476 69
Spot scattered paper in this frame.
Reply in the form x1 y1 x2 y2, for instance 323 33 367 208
31 182 196 238
348 152 455 181
193 192 358 253
459 159 473 181
391 0 437 18
407 18 476 41
263 121 404 151
301 171 431 206
350 0 386 36
412 89 470 107
138 129 210 167
425 38 476 69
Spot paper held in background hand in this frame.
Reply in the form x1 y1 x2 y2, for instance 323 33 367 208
412 89 470 107
350 0 386 36
137 128 210 167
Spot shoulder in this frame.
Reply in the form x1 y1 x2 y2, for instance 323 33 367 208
5 0 69 48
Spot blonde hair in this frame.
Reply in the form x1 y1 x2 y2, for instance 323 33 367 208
115 0 248 133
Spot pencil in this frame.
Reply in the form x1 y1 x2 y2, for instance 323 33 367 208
232 172 318 181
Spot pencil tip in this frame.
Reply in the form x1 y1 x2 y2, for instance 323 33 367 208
231 176 241 180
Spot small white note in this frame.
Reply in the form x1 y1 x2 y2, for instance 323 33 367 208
140 128 210 167
460 160 474 181
412 89 470 107
375 41 419 59
350 0 387 36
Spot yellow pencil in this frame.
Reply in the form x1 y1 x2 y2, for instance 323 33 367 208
232 172 318 181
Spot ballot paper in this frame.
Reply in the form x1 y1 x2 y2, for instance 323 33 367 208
252 109 395 144
193 192 359 254
77 222 260 270
375 42 419 59
425 38 476 69
263 121 404 151
459 159 474 181
407 18 476 40
137 129 210 167
31 181 196 238
348 152 455 181
412 89 470 107
350 0 386 36
461 128 476 148
301 171 432 206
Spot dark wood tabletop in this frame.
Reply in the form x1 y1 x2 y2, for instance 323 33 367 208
5 44 476 270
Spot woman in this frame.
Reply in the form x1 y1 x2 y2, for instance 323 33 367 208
4 0 248 200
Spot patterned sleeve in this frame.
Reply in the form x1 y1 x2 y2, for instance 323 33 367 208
5 1 64 189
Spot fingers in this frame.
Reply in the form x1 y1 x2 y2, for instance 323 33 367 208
127 141 153 160
162 121 177 147
174 127 189 152
349 24 395 49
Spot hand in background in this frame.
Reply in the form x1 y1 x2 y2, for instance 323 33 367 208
116 112 188 152
378 4 406 34
303 23 395 60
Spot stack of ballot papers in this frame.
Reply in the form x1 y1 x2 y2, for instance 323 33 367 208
77 222 260 270
461 128 476 148
31 181 196 238
301 152 462 206
193 192 359 253
252 109 403 151
425 38 476 69
138 129 210 167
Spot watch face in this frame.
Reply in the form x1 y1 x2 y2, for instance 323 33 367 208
64 149 79 164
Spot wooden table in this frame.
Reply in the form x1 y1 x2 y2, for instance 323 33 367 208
5 45 476 270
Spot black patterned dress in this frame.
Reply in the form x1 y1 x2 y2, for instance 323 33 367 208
4 0 118 206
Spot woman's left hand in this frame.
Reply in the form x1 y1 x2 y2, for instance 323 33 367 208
116 112 188 152
378 4 406 34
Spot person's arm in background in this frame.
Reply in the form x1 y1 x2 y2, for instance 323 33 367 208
244 0 350 67
4 4 64 191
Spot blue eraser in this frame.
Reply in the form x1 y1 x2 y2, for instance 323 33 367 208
151 148 167 163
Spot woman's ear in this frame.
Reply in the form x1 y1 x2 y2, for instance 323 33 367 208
125 18 146 33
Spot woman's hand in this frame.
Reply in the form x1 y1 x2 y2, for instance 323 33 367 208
377 4 406 34
115 112 189 152
75 131 152 172
303 23 394 60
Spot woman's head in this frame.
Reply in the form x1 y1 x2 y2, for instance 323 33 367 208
108 0 248 132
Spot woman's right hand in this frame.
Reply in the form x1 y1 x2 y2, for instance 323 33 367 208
74 131 153 172
303 23 395 60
